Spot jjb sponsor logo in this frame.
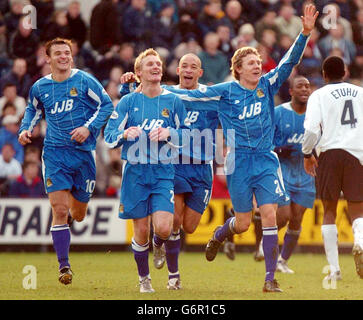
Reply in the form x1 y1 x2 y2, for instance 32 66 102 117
287 133 304 144
239 102 261 120
138 119 164 131
51 99 74 114
186 111 199 124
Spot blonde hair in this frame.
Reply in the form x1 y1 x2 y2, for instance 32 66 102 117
230 47 261 80
134 48 161 82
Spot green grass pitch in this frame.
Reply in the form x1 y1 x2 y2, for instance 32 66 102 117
1 251 362 300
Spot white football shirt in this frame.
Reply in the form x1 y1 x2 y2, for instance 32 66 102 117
302 82 363 164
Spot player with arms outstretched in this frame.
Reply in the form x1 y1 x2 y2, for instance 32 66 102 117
18 38 114 284
172 4 318 292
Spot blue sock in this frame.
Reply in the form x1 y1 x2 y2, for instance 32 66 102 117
132 238 150 278
50 224 71 270
215 217 236 242
262 226 279 282
153 234 168 248
165 230 181 278
281 228 301 261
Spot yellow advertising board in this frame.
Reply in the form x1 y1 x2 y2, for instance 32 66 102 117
186 199 353 245
126 199 353 246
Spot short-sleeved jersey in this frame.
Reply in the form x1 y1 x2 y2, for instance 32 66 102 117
19 69 114 151
104 89 190 165
172 33 310 153
274 102 315 192
303 82 363 165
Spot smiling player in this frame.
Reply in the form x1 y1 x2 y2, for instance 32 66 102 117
18 38 113 285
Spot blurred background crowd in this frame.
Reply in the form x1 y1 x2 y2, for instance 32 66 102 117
0 0 362 199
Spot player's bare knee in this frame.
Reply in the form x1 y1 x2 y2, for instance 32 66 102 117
71 209 87 222
52 203 69 221
183 223 197 234
234 220 250 234
154 225 172 240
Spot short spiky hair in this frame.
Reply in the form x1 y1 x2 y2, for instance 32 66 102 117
134 48 161 82
230 47 261 80
45 38 73 56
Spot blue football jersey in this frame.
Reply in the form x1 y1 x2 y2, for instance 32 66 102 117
19 69 114 151
104 89 191 164
120 83 220 162
274 102 315 192
171 33 309 153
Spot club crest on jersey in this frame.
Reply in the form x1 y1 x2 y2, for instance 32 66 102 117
46 178 53 187
70 87 78 97
256 88 265 98
161 108 170 118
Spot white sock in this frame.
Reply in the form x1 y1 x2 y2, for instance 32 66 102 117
352 217 363 247
321 224 340 273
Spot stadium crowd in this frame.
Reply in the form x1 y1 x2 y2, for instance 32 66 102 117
0 0 362 198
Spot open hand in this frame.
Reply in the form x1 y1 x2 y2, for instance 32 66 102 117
301 4 319 36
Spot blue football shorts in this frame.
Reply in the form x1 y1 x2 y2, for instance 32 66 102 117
281 180 316 209
119 162 175 219
42 146 96 203
225 150 289 213
174 162 213 214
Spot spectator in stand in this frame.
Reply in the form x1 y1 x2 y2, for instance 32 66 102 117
216 23 234 61
352 8 363 46
121 0 154 53
197 0 229 38
7 16 40 73
9 160 46 197
0 12 10 74
349 46 363 83
1 58 32 99
224 0 248 38
0 102 17 126
3 0 24 41
118 43 135 73
105 80 121 104
257 43 277 75
153 2 180 59
41 9 72 42
24 144 41 164
231 23 258 50
254 0 275 21
176 8 200 43
0 114 23 163
30 0 55 31
260 28 281 63
0 143 22 181
90 0 122 54
66 1 87 49
275 4 303 39
318 22 357 66
255 10 281 43
198 32 230 85
0 82 26 118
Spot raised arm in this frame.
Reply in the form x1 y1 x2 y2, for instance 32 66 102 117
265 4 318 95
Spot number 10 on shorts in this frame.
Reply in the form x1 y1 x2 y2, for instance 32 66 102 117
86 179 96 193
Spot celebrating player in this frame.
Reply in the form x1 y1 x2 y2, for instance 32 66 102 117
172 4 318 292
104 49 191 293
18 38 114 285
120 53 220 290
303 56 363 281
